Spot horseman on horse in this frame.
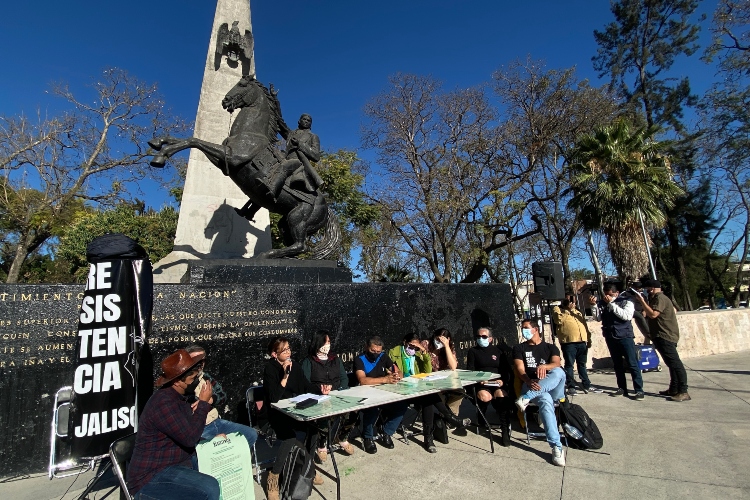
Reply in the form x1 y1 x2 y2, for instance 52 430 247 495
148 75 340 260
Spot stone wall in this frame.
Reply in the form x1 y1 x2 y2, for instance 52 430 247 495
582 309 750 367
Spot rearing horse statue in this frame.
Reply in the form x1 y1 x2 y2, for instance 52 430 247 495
148 75 340 259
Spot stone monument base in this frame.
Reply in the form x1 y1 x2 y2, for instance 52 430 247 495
186 259 352 284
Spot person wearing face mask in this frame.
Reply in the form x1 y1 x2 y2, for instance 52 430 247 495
513 320 567 467
589 283 645 400
127 349 220 499
301 331 356 460
633 279 690 402
389 333 470 453
182 345 257 450
552 298 602 395
466 327 514 446
422 328 464 417
263 336 323 498
354 335 408 454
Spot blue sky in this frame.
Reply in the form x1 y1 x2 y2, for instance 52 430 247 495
0 0 719 249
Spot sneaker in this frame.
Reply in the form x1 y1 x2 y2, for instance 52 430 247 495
669 392 691 402
659 389 678 396
315 448 328 462
515 396 532 412
610 388 625 397
551 446 566 467
583 387 604 394
363 438 377 454
566 387 578 396
634 392 645 401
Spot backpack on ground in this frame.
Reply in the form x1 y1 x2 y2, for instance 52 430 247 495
558 401 603 450
277 439 315 500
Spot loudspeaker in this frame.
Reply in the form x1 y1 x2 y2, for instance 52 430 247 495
532 261 565 300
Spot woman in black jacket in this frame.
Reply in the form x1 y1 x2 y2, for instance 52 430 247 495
301 330 355 460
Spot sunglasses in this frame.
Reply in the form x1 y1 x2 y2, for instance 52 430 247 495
477 335 490 339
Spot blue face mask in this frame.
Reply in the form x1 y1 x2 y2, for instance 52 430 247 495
521 328 533 340
404 346 416 357
476 337 490 348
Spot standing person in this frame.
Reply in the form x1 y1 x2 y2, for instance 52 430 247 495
262 336 323 499
589 283 645 400
354 335 407 454
301 330 356 460
421 328 464 416
552 298 602 394
126 349 220 499
466 327 514 447
184 345 258 449
513 320 567 467
388 333 470 453
634 280 690 402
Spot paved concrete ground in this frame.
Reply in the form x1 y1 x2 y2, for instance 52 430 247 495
2 351 749 500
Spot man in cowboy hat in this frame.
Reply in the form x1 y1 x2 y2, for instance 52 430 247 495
127 349 220 499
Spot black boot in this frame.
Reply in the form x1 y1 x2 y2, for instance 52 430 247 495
444 411 471 429
499 411 512 447
424 433 437 453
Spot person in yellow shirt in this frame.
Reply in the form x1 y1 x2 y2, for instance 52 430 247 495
552 297 602 394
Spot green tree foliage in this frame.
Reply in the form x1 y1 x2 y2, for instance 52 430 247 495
493 59 617 289
0 68 187 283
593 0 704 131
269 150 378 268
567 120 684 281
699 0 750 307
56 204 178 282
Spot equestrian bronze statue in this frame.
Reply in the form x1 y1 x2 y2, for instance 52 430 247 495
148 75 340 259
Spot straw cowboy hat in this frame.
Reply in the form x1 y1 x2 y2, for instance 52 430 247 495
155 349 205 387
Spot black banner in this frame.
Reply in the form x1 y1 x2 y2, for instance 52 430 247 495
68 235 152 459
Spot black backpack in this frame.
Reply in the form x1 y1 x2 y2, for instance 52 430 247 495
558 401 603 450
277 439 315 500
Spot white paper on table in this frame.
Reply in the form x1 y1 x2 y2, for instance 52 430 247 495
196 432 254 500
288 394 330 403
422 373 450 381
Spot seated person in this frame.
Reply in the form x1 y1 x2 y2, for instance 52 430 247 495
389 333 470 453
466 327 514 446
301 330 355 460
421 327 465 420
263 336 323 498
512 319 566 467
354 335 407 454
127 349 220 499
184 345 258 449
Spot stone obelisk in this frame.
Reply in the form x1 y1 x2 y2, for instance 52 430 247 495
153 0 271 283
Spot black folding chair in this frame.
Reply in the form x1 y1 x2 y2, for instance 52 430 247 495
246 386 282 483
109 433 137 500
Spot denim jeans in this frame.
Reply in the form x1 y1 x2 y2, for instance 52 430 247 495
605 337 643 393
652 337 688 393
201 418 258 448
561 342 592 389
520 367 566 449
361 401 408 438
135 465 219 500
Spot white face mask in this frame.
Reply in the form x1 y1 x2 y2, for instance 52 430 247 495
318 343 331 358
433 340 444 350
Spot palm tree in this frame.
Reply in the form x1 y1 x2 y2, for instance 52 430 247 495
567 120 684 281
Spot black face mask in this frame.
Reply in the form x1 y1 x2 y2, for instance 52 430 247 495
365 351 380 362
184 375 201 394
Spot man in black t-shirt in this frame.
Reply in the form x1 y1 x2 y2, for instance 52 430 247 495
354 335 408 454
466 327 514 446
512 319 566 467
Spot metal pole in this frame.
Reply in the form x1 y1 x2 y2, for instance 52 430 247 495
638 208 657 280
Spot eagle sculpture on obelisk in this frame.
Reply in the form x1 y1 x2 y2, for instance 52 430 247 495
153 0 268 283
